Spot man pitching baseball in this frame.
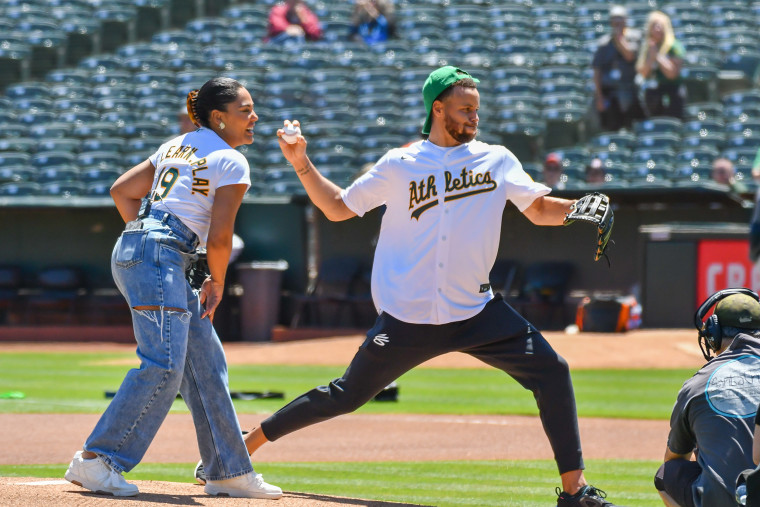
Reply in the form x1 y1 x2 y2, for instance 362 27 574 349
197 65 618 506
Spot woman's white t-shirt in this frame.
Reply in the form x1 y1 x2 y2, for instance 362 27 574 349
148 127 251 246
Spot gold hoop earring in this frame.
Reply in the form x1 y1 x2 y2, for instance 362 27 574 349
219 121 225 130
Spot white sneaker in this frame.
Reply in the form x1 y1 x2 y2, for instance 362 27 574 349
205 471 283 499
64 451 139 497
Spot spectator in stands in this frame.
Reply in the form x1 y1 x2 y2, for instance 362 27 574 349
655 290 760 507
266 0 322 44
592 5 644 132
585 158 606 185
542 152 566 189
636 11 685 119
349 0 395 45
712 157 747 193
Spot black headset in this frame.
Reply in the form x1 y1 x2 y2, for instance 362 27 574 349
694 287 760 360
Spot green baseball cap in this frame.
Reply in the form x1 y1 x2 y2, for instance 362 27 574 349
715 293 760 329
422 66 480 135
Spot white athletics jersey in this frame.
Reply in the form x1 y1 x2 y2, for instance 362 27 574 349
341 139 550 325
148 127 251 246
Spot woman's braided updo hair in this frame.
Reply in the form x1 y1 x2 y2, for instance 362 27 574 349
185 77 244 129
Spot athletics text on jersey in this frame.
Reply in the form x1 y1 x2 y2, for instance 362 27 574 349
341 139 550 325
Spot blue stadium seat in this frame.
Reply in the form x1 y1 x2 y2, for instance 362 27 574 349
680 65 719 103
80 138 125 153
5 81 51 99
0 152 31 167
39 181 86 196
685 101 724 122
133 70 176 86
78 55 125 71
681 132 726 151
36 138 81 154
28 122 70 139
45 68 90 84
119 121 166 138
589 131 637 152
58 111 99 124
720 148 757 167
80 167 122 184
95 6 137 52
0 138 35 153
58 16 100 65
72 121 121 139
0 164 35 183
0 182 41 196
635 117 683 135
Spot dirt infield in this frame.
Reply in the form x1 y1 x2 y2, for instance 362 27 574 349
0 329 702 505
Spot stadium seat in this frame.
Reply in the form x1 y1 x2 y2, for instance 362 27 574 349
0 138 35 153
589 131 637 152
0 181 41 196
72 121 121 139
119 121 166 139
52 96 96 111
719 51 760 96
681 132 726 151
635 133 681 151
24 265 86 324
39 180 86 196
721 148 757 167
681 64 719 103
80 138 125 153
5 81 51 99
58 111 99 124
95 6 137 52
542 106 587 151
500 120 545 163
45 68 90 85
133 0 170 41
685 101 724 122
0 152 31 168
37 138 81 154
550 147 591 167
0 41 31 91
726 134 760 150
58 16 100 66
635 117 683 135
80 167 122 184
726 121 760 138
683 120 727 137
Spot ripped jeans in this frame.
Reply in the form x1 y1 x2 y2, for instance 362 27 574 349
84 210 253 481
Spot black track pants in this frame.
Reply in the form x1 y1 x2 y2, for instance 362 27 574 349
260 294 584 474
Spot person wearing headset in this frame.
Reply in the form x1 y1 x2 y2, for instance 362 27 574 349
654 288 760 507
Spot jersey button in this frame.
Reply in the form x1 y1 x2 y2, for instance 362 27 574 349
438 263 443 268
442 236 447 241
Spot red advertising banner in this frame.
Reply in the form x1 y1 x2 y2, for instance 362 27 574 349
696 239 757 306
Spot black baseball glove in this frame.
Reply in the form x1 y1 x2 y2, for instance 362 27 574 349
563 192 614 263
186 249 209 290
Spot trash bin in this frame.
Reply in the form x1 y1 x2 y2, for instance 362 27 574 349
235 260 288 342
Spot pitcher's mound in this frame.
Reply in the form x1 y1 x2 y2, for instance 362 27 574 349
0 477 426 506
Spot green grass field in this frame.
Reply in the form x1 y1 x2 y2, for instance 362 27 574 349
0 350 682 505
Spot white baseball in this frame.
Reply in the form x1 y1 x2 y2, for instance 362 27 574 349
282 122 301 144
